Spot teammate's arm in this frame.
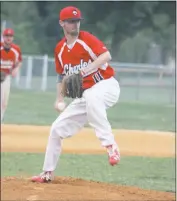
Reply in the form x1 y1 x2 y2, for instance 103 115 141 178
11 61 22 77
14 60 22 69
11 47 22 77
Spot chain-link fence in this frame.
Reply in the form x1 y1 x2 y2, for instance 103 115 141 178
10 55 175 105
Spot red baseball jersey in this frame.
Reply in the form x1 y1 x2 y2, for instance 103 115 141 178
0 42 22 74
54 31 114 89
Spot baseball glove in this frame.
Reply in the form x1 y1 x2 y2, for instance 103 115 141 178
1 71 7 83
61 73 84 98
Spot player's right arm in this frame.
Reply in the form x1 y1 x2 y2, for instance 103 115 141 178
54 44 65 111
56 75 65 101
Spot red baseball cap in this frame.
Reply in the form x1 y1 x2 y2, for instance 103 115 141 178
3 28 14 36
59 6 83 21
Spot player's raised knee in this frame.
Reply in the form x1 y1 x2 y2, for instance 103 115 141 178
50 122 62 137
50 121 69 139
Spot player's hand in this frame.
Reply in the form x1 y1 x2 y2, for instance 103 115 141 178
54 100 66 113
54 100 60 112
11 68 19 77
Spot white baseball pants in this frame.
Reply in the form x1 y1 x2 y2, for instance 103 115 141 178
1 75 11 122
43 77 120 171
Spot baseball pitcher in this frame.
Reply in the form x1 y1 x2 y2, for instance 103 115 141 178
1 28 22 122
32 6 120 183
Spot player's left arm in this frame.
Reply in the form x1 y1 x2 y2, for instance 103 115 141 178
81 51 111 76
81 32 112 76
11 46 22 77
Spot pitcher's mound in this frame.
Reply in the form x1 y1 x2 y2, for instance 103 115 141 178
1 177 175 201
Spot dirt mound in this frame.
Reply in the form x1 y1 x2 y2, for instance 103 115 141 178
1 177 175 201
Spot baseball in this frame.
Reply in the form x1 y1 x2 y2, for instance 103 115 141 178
57 102 66 111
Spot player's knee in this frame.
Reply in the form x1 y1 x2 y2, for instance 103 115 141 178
85 94 98 110
84 90 97 104
50 121 68 139
50 122 61 138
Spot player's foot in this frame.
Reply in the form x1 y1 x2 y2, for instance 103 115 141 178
31 171 53 183
106 145 120 166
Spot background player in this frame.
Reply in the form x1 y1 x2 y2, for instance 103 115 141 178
1 28 22 122
32 6 120 183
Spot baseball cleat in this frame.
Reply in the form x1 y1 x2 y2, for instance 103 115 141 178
31 171 53 183
106 145 120 166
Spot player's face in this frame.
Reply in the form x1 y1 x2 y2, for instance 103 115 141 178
3 35 14 45
61 19 80 36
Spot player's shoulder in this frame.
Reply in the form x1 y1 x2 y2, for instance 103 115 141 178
11 43 21 52
55 37 66 53
79 31 102 45
79 31 97 40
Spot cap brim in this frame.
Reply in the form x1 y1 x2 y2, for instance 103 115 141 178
3 34 14 36
64 17 84 22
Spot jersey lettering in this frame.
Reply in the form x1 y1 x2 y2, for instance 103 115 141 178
64 59 92 75
1 60 14 69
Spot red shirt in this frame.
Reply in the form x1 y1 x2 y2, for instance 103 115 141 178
0 42 22 74
54 31 114 89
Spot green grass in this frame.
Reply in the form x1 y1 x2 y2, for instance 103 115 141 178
4 89 175 131
1 153 175 192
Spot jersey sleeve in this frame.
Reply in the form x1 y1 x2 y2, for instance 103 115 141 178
17 47 22 62
13 45 22 62
83 32 108 56
54 46 63 74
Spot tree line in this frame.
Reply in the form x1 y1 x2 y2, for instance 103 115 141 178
1 1 176 64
